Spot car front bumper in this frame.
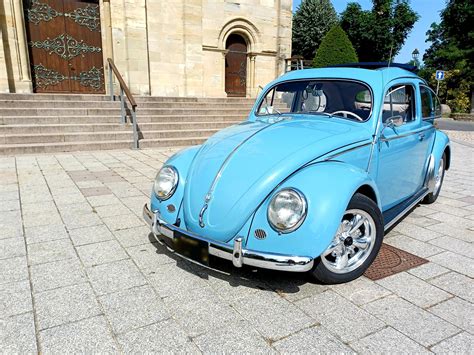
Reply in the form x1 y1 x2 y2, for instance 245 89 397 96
143 204 314 272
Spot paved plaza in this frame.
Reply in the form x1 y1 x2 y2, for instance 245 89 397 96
0 136 473 353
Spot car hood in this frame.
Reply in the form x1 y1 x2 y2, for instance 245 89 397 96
183 116 370 241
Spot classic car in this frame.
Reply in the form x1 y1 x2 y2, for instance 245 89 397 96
143 63 450 284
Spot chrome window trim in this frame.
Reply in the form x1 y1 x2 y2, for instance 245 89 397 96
379 126 434 143
420 84 442 120
254 78 374 123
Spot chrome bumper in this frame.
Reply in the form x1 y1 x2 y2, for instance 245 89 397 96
143 204 314 272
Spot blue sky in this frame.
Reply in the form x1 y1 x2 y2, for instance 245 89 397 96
292 0 445 63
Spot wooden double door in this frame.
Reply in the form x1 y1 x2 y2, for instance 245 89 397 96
24 0 104 93
225 34 247 97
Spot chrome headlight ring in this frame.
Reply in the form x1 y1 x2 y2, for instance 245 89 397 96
153 165 179 201
267 188 308 233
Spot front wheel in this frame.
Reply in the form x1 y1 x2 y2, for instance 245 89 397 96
310 193 384 284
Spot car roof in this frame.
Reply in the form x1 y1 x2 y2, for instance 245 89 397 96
276 67 420 88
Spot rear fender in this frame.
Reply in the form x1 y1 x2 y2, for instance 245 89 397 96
246 161 380 258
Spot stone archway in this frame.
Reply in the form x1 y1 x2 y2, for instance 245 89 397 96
224 33 247 97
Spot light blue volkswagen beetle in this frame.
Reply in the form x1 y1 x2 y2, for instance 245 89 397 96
143 63 450 284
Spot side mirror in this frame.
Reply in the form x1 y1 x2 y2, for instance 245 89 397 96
381 115 404 137
384 115 404 128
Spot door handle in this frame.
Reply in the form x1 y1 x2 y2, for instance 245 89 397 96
418 133 425 141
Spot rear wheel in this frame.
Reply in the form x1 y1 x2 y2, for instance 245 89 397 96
423 154 445 204
310 193 383 284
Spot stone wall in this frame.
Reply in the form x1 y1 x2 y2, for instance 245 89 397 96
0 0 292 97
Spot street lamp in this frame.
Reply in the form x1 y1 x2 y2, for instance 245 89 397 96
412 49 420 66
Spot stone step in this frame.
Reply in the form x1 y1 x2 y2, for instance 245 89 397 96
0 100 254 109
0 93 255 103
0 121 239 134
0 107 250 117
0 114 244 125
1 128 220 145
0 137 206 155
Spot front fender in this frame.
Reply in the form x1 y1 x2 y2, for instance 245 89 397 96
246 161 380 258
150 145 201 223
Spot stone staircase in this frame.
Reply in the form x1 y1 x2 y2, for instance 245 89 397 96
0 94 255 155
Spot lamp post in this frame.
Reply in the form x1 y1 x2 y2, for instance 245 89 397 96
412 48 420 67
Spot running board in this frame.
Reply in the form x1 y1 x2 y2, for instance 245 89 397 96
383 188 429 231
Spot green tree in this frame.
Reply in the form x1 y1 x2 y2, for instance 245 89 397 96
340 0 418 62
292 0 338 59
422 0 473 112
313 26 358 68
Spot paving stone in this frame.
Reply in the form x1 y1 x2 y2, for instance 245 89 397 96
429 272 474 303
330 276 392 306
35 283 101 330
363 295 459 347
0 256 28 285
80 186 112 197
53 193 87 206
99 285 169 334
207 272 270 303
403 214 440 228
262 272 327 302
393 221 442 242
0 224 23 240
376 272 451 308
193 318 273 353
428 251 474 278
102 214 144 231
23 212 63 228
0 237 25 260
68 224 114 246
0 190 19 202
126 242 177 273
28 239 76 265
272 325 352 353
428 212 474 229
385 234 444 258
163 286 243 338
350 327 430 354
86 194 121 207
408 262 450 280
233 289 315 341
431 332 474 354
147 262 214 300
114 226 150 247
76 239 128 267
0 199 20 212
39 315 118 354
429 236 474 259
86 259 147 295
0 313 37 353
0 280 32 318
428 297 474 333
30 258 87 293
24 224 69 245
117 319 199 353
94 203 131 218
62 212 103 230
296 290 384 343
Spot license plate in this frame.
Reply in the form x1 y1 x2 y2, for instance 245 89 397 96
173 231 209 266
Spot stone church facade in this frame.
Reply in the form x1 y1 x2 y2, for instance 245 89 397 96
0 0 292 97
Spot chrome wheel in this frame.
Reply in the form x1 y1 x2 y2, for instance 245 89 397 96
321 209 377 274
434 158 444 195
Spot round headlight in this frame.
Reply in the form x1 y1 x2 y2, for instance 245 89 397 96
267 188 307 233
153 166 178 200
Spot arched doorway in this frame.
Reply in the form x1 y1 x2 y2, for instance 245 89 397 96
225 34 247 97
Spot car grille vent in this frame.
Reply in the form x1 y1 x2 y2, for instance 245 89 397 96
254 229 267 240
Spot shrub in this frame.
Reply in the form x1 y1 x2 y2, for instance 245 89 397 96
313 26 358 68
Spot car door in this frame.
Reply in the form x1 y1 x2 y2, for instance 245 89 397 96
376 82 429 210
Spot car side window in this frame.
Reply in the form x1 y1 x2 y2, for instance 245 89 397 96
382 85 416 124
420 85 442 119
258 88 293 115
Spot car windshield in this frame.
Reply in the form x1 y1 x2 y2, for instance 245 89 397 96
257 80 372 122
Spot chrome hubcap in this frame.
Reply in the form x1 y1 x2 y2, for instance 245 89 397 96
321 209 376 274
434 158 444 194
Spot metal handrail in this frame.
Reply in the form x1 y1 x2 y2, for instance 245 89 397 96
107 58 139 149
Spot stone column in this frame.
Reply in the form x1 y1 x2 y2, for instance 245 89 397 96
248 53 256 98
12 0 31 89
101 0 114 95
